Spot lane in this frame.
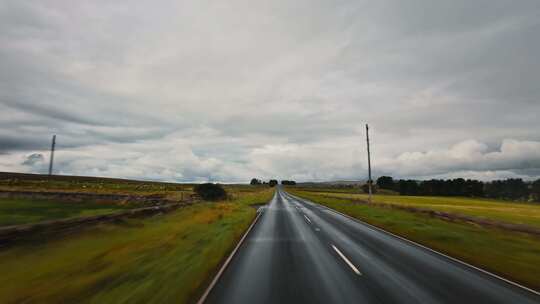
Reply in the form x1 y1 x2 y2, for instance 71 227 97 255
205 187 540 304
205 188 376 304
281 190 540 303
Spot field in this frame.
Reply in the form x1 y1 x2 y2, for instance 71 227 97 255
0 187 273 303
0 198 132 227
0 172 275 303
294 188 540 229
0 172 192 197
288 188 540 290
0 172 198 227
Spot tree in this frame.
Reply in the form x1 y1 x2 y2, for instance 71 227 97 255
531 179 540 202
281 180 296 185
250 178 262 185
361 183 377 194
397 179 418 196
485 179 528 200
376 176 394 190
269 179 278 187
194 183 227 201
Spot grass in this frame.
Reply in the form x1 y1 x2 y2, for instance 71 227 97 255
288 189 540 291
298 190 540 229
0 172 192 197
0 198 133 227
0 187 274 303
0 173 260 227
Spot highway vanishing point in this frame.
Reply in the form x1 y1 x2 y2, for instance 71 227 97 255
204 187 540 304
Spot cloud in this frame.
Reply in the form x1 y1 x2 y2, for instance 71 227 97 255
22 153 44 166
376 139 540 180
1 0 539 182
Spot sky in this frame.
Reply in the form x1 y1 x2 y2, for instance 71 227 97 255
1 0 540 183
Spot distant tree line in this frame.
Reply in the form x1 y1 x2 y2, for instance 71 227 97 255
376 176 540 202
250 178 296 187
281 180 297 185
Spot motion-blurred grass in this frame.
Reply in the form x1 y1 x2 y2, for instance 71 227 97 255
0 187 274 303
289 189 540 291
0 198 132 227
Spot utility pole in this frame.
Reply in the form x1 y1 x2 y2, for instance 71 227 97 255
366 124 372 202
48 135 56 176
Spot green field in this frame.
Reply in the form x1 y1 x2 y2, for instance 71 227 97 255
296 189 540 229
0 172 198 227
0 198 132 227
288 189 540 290
0 187 274 303
0 172 192 197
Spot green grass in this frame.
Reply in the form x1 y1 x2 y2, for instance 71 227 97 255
0 172 193 197
0 198 133 227
289 190 540 290
301 190 540 229
0 188 274 303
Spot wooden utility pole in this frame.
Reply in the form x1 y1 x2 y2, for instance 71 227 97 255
366 124 372 202
48 135 56 176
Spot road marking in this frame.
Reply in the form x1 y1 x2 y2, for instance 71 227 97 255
304 215 312 224
284 191 540 296
315 228 321 231
332 244 362 275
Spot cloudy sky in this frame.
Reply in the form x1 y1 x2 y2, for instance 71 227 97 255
1 0 539 183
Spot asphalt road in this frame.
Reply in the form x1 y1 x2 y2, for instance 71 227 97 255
205 187 539 304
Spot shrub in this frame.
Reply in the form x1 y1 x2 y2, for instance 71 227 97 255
376 176 394 190
361 182 377 194
194 183 227 201
281 180 296 185
250 178 262 185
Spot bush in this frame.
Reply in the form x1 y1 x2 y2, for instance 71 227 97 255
281 180 296 185
361 182 377 194
194 183 227 201
250 178 262 185
376 176 394 190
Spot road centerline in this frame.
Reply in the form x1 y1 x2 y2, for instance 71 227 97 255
332 244 362 276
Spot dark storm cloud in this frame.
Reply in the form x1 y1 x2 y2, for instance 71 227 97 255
0 0 539 181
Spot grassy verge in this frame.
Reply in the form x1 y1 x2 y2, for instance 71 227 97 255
0 188 274 303
289 189 540 290
298 190 540 229
0 198 133 227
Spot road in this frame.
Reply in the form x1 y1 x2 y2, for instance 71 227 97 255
204 187 539 304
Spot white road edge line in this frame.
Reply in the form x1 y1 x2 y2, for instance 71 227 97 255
332 244 362 275
197 208 265 304
285 192 540 297
304 214 312 224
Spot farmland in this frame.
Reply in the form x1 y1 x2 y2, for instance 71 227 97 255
0 197 133 227
0 173 274 303
291 187 540 228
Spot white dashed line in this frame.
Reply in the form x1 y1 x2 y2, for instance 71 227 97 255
332 244 362 275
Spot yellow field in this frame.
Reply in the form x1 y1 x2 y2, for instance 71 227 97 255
308 191 540 228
